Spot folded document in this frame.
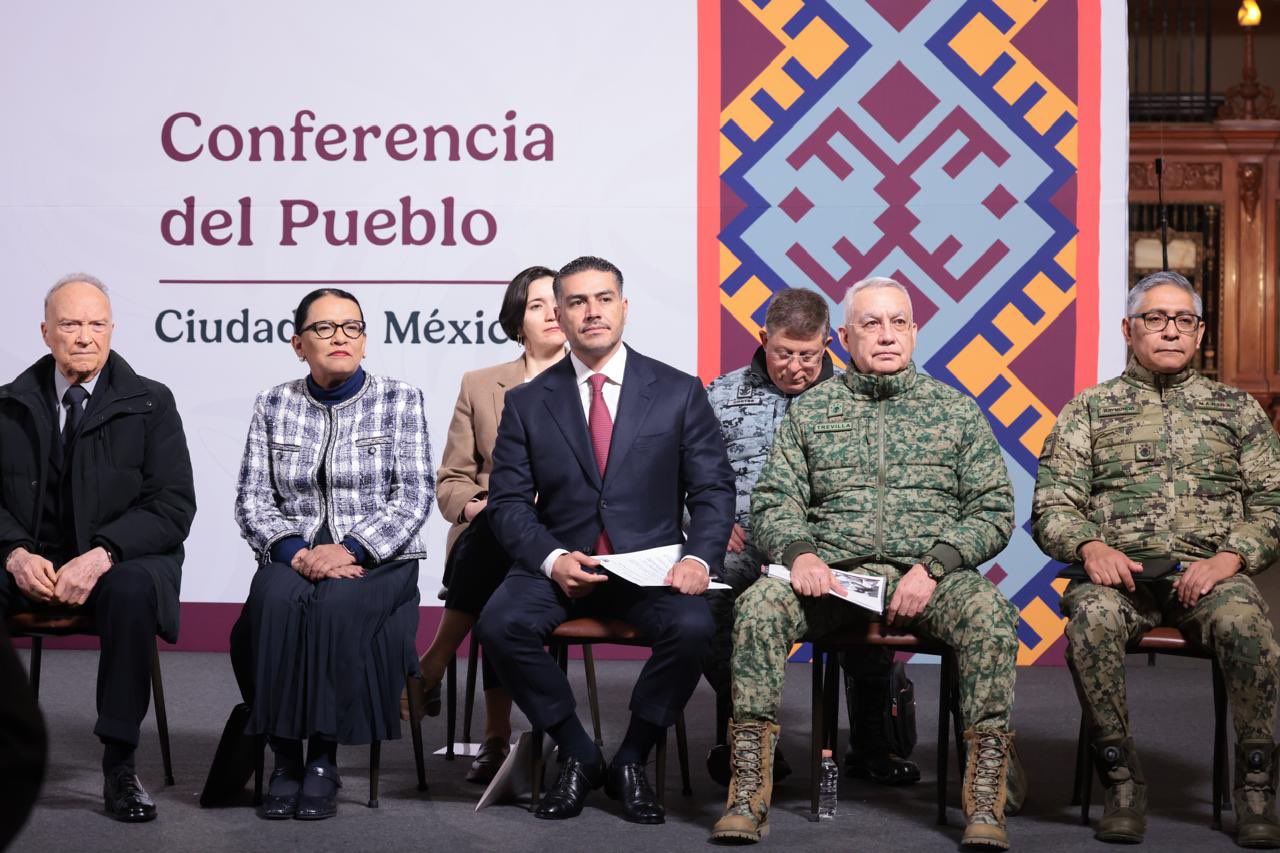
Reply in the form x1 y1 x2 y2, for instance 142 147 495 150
595 544 731 589
765 564 886 613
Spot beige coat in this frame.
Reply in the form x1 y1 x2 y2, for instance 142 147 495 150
436 356 527 559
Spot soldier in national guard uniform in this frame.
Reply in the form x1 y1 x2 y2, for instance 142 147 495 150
711 277 1023 850
1033 270 1280 848
703 287 920 788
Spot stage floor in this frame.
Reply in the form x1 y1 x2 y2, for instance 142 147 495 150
12 650 1257 852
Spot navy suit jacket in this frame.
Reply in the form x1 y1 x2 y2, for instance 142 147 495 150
488 345 735 577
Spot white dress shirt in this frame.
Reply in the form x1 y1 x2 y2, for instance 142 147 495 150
539 345 708 579
52 369 102 431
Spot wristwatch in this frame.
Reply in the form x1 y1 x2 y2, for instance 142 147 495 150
920 555 946 581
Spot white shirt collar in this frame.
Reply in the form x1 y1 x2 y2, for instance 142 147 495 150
569 344 627 387
52 364 103 406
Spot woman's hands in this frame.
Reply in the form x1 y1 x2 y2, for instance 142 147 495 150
292 544 365 580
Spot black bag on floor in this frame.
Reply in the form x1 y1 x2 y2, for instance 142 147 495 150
885 660 917 759
199 703 258 807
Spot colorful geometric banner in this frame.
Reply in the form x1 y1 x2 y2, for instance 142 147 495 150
699 0 1128 665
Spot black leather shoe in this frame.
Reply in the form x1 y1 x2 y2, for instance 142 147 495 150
294 764 341 821
259 768 301 819
845 749 921 786
604 762 664 824
534 756 603 820
466 737 511 785
103 769 157 822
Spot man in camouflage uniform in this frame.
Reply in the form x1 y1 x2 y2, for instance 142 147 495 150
711 277 1021 849
1033 270 1280 848
704 287 920 787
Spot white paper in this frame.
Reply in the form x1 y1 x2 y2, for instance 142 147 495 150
595 544 730 589
765 564 885 613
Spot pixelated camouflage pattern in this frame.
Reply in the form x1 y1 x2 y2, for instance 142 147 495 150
703 348 836 695
731 571 1018 731
1062 574 1279 742
750 362 1015 572
1032 358 1280 573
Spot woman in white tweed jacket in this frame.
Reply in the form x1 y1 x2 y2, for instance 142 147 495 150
232 288 434 822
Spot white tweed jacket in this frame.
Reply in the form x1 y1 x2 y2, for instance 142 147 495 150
234 371 434 564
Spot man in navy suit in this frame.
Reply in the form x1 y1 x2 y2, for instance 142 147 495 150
477 255 734 824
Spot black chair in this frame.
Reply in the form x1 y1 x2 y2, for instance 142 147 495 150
1070 626 1230 829
8 610 174 785
529 617 692 809
810 623 960 824
437 586 482 762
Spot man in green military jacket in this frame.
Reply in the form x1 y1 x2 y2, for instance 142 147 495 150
711 277 1022 850
1033 270 1280 848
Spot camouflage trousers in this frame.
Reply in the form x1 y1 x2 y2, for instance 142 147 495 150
731 569 1019 731
1061 575 1280 742
704 547 892 701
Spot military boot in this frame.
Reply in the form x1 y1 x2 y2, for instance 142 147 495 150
1092 735 1146 843
710 718 779 845
959 728 1012 850
1235 740 1280 849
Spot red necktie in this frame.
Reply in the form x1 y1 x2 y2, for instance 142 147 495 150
588 373 613 555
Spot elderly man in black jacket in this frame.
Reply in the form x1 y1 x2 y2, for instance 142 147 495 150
0 274 196 823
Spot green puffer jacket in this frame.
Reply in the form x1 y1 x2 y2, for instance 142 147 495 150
1031 358 1280 572
751 362 1014 573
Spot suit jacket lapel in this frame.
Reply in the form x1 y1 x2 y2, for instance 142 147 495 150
491 356 525 428
541 357 601 488
603 347 656 482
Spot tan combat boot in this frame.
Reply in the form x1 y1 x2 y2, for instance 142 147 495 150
1235 741 1280 849
710 718 779 845
960 728 1012 850
1004 738 1027 816
1092 735 1146 843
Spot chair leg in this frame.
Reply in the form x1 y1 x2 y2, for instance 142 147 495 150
655 727 667 806
253 735 265 807
583 645 604 748
1070 713 1087 806
445 653 458 760
368 741 381 808
1213 658 1229 828
463 633 479 746
810 647 823 821
29 636 42 699
530 728 545 811
406 675 428 792
936 651 951 826
675 712 692 796
823 652 840 752
1081 719 1094 825
149 642 175 785
949 660 964 771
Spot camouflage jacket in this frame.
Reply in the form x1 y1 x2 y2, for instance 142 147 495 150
1032 358 1280 573
751 362 1014 574
705 346 836 531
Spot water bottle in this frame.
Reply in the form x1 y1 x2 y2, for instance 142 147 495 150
818 748 838 819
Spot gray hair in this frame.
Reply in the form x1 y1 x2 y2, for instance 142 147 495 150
842 276 912 325
1126 270 1202 316
45 272 110 313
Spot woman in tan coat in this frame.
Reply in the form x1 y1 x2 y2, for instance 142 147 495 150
405 265 565 782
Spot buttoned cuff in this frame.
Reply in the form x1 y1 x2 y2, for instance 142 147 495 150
681 554 710 573
541 548 568 578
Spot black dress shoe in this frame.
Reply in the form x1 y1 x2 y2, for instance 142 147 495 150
604 762 664 825
845 749 921 785
294 764 341 821
103 769 157 822
466 737 511 785
259 768 300 819
534 756 603 820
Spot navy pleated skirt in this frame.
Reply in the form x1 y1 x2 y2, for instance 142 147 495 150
241 559 420 745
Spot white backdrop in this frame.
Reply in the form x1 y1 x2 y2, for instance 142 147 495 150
0 2 699 603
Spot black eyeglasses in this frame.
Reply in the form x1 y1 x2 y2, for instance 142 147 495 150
301 320 366 339
1127 312 1203 334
